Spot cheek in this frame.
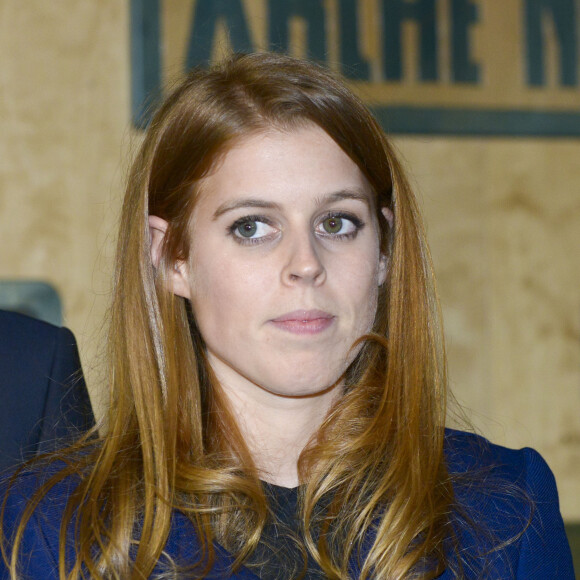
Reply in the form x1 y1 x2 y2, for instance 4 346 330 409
355 278 380 333
188 253 271 330
357 253 384 322
334 246 382 299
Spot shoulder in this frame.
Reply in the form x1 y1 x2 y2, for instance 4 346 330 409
444 427 546 480
0 310 77 371
0 310 61 345
0 462 79 579
443 429 575 578
1 462 80 524
1 465 259 580
444 428 564 511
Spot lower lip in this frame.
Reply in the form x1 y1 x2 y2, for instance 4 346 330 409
270 317 335 335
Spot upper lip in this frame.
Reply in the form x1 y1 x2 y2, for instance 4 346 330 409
271 309 334 322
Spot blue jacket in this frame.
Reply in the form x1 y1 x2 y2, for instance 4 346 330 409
0 430 575 578
0 310 94 472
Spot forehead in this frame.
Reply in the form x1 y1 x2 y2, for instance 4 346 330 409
195 125 375 212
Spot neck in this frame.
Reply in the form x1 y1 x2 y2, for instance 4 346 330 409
216 374 341 488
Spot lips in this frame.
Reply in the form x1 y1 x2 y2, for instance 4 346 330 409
269 310 335 335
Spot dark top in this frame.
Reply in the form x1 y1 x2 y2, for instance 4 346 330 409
249 482 324 579
0 310 94 471
0 430 575 578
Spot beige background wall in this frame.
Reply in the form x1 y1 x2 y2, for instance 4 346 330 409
0 1 579 519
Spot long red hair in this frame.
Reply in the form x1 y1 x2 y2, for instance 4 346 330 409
3 52 452 579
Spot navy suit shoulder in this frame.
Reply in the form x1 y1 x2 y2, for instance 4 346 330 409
0 461 259 580
443 429 575 579
0 311 94 471
0 462 77 579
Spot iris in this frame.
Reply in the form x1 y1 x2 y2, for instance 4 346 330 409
322 216 342 234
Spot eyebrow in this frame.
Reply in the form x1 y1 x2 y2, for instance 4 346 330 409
212 199 283 220
212 188 372 220
314 189 372 208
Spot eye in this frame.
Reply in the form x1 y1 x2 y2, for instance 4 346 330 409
228 216 277 244
316 213 364 239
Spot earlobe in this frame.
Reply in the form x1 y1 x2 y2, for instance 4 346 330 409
378 207 392 286
148 215 192 299
378 253 388 286
381 206 393 228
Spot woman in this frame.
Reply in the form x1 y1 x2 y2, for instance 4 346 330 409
1 52 574 579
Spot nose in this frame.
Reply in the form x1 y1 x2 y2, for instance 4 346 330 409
281 233 326 286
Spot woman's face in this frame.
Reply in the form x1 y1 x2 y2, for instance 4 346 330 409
164 125 387 398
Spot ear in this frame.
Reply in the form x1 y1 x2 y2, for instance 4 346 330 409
149 215 192 299
378 207 393 286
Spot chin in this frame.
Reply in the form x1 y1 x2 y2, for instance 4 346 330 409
260 370 345 398
266 353 357 395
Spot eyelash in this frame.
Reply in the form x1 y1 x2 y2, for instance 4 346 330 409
226 212 366 245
